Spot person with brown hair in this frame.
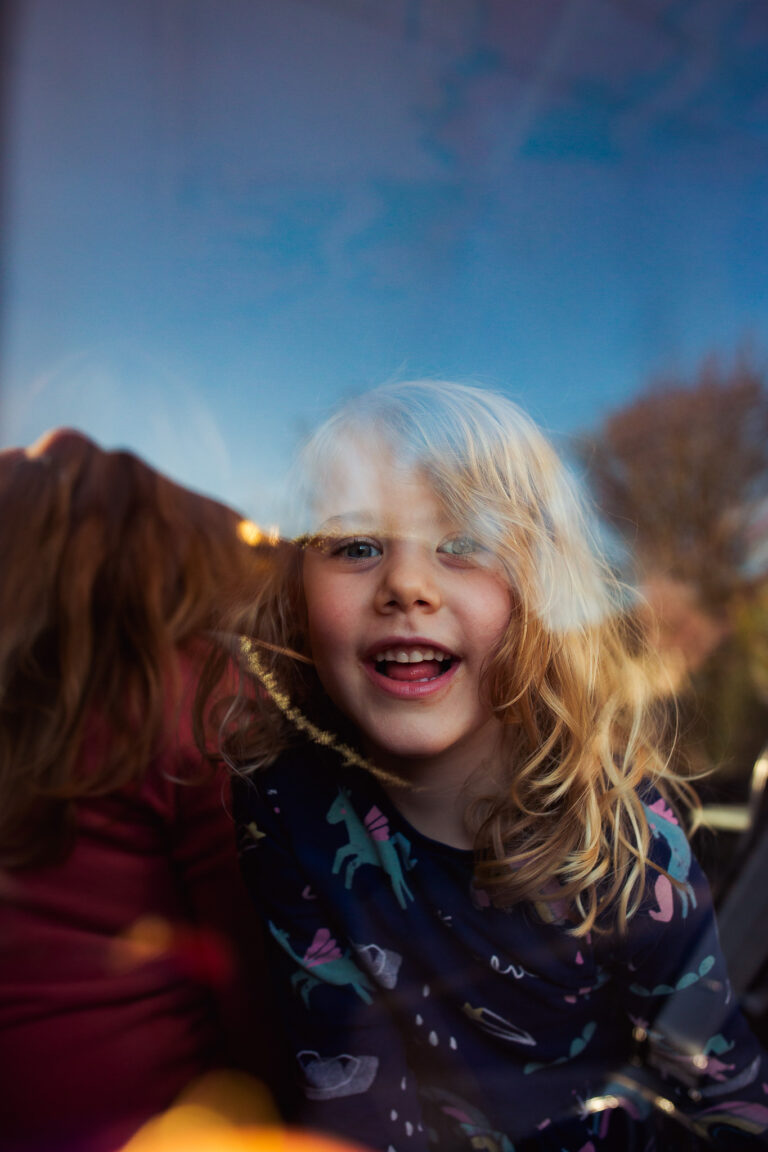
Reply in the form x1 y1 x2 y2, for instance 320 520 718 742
0 429 277 1152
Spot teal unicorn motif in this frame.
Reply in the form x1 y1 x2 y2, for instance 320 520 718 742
327 789 416 909
269 921 374 1006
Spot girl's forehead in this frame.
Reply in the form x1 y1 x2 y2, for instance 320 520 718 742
312 451 444 528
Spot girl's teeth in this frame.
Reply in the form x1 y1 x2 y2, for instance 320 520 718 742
374 647 447 663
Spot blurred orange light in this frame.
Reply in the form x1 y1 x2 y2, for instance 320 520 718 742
109 916 233 985
238 520 264 546
120 1071 370 1152
124 1126 372 1152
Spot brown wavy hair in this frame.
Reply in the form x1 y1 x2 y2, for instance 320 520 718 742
0 429 271 869
203 381 696 936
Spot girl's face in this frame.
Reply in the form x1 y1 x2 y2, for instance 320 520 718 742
302 449 512 778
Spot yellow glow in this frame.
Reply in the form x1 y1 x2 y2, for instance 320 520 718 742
582 1094 619 1114
124 1127 371 1152
237 520 264 546
121 1066 371 1152
109 915 175 971
120 1070 277 1150
754 751 768 789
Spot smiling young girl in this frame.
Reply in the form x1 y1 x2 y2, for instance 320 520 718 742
211 381 768 1150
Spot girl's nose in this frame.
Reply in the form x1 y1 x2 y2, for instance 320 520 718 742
374 545 442 614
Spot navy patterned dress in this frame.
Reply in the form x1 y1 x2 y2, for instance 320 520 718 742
234 744 768 1150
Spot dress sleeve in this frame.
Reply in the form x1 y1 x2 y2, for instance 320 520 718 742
611 794 768 1147
233 772 430 1152
163 746 279 1087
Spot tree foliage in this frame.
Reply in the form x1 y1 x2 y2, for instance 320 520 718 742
580 353 768 788
581 353 768 607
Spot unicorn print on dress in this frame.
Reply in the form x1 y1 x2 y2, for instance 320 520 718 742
353 941 403 988
242 820 266 847
630 953 715 998
269 922 374 1005
297 1049 379 1100
635 1020 739 1084
489 955 528 979
420 1087 516 1152
327 790 416 908
643 797 696 921
695 1097 768 1139
463 1003 536 1046
524 1022 596 1074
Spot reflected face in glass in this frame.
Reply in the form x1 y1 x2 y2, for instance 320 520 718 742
301 451 511 773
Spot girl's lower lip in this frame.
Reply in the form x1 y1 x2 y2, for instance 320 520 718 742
362 659 460 699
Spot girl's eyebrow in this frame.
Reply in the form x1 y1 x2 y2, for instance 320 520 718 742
315 511 374 532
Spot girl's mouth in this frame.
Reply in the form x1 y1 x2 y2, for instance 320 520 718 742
371 646 455 684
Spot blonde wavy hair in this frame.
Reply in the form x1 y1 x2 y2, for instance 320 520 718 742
0 429 271 869
204 381 693 936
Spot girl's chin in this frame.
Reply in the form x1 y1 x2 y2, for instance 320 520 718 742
361 734 465 769
358 716 504 778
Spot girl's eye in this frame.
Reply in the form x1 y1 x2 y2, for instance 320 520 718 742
333 538 381 560
440 535 481 557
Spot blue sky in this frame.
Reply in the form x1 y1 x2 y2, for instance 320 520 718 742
2 0 767 523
